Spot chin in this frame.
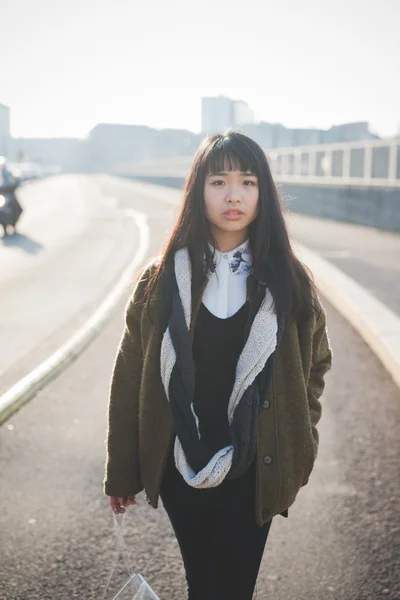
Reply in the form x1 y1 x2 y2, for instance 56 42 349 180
219 221 249 232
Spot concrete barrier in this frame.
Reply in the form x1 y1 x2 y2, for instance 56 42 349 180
120 175 400 233
280 183 400 232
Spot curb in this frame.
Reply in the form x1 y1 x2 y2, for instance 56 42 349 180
295 241 400 389
0 210 150 425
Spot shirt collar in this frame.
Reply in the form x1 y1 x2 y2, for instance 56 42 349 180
212 240 252 276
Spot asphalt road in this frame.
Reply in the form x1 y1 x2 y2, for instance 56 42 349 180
0 176 138 395
287 211 400 317
0 176 399 600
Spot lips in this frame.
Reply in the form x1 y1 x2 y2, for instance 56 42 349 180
223 209 245 221
224 210 244 216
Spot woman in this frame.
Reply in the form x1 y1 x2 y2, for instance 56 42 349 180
104 131 332 599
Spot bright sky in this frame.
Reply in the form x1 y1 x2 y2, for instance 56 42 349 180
2 0 399 139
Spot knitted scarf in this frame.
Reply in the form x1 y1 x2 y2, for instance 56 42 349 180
160 247 279 488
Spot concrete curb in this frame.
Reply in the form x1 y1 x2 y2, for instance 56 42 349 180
0 210 150 425
295 241 400 389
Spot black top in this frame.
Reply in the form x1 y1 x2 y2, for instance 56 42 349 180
161 301 255 508
192 301 249 453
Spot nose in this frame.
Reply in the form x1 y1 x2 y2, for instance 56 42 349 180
225 184 242 203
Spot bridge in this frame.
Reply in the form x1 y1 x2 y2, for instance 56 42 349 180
116 137 400 232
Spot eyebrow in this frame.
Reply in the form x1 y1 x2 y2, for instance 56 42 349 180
207 171 257 177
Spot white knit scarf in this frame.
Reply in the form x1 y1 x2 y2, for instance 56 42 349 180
160 247 278 488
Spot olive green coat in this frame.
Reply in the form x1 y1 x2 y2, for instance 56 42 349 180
104 263 332 525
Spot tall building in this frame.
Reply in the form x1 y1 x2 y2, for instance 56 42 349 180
233 101 254 128
0 103 10 157
202 96 234 134
201 96 254 134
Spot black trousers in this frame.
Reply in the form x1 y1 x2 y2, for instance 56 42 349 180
160 454 272 600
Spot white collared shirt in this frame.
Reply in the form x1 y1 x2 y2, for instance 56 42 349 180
202 240 252 319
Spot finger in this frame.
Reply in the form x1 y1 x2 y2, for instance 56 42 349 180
110 497 125 514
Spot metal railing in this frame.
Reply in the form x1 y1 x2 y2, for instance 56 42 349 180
268 138 400 188
123 137 400 189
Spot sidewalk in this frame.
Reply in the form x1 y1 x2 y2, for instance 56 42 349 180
287 212 400 317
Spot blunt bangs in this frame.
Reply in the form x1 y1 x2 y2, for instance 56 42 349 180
202 134 260 177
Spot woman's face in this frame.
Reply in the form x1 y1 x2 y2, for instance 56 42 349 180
204 168 259 239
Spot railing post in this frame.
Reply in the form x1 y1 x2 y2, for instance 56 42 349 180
309 150 317 177
343 148 351 179
267 151 277 175
323 149 333 176
282 153 289 175
364 145 372 180
388 143 398 181
294 150 301 176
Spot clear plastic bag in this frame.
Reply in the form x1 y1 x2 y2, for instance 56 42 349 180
111 573 159 600
102 513 160 600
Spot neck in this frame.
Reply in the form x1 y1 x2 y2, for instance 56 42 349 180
212 228 248 253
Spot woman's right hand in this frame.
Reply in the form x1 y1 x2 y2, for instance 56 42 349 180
110 496 136 515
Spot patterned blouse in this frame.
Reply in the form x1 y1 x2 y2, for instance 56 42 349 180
202 240 252 319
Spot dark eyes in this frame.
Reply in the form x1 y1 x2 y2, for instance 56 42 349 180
211 180 257 186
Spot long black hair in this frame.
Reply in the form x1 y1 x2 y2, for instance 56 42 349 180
144 130 316 320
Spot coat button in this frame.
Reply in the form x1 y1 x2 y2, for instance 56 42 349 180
263 456 272 465
262 400 270 409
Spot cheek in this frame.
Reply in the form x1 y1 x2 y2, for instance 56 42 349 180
203 195 211 219
248 191 260 218
204 188 218 220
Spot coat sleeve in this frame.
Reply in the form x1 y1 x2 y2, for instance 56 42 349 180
103 275 148 498
307 304 332 458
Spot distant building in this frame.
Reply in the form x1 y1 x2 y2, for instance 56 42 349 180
10 137 83 171
201 96 254 134
3 98 380 175
233 100 254 128
236 120 378 150
321 121 377 144
202 96 234 134
0 103 10 157
292 128 322 146
87 123 201 172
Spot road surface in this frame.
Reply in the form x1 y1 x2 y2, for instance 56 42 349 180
0 176 138 396
0 176 399 599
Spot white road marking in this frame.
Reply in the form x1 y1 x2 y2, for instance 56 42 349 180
0 194 150 423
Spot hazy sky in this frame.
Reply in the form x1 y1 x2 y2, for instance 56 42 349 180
1 0 399 139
